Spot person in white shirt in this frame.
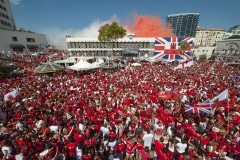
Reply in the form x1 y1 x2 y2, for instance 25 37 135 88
14 149 24 160
166 126 174 137
78 120 85 132
176 139 187 154
154 120 165 136
15 153 24 160
142 128 154 150
1 141 12 159
100 124 109 137
49 125 59 133
15 120 24 131
154 120 164 130
76 143 83 160
108 137 117 151
35 119 44 131
199 119 207 133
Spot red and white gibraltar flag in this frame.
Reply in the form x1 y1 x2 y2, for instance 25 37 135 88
209 89 228 105
4 89 19 102
174 59 194 70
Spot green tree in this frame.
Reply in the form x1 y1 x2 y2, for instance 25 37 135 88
98 22 126 58
227 35 240 39
178 41 190 54
198 54 207 61
0 62 15 77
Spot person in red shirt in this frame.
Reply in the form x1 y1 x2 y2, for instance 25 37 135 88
81 150 93 160
73 130 85 144
156 149 167 160
139 146 152 160
114 138 125 160
154 136 165 156
32 137 45 153
65 137 78 159
14 135 26 150
166 138 175 160
135 139 144 160
201 134 210 149
125 138 135 160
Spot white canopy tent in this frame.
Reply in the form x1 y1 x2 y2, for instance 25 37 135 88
68 58 100 71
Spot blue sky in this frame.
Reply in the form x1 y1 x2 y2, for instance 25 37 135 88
10 0 240 49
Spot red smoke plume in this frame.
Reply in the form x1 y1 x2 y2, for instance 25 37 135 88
125 14 175 37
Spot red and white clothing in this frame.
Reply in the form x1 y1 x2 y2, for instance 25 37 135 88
135 142 144 153
125 140 135 156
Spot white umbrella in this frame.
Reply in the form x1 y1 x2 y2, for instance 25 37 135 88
131 62 141 67
33 62 64 73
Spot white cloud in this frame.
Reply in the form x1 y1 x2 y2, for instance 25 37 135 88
10 0 21 5
41 15 122 49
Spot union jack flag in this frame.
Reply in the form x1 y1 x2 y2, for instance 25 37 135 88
154 37 194 61
185 104 212 114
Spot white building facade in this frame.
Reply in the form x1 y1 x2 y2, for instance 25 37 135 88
0 0 49 52
0 29 48 52
66 36 156 57
215 39 240 55
191 46 216 59
194 27 230 47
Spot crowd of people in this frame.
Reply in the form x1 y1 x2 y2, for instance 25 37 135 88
0 56 240 160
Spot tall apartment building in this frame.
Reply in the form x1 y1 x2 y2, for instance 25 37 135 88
0 0 16 30
166 13 200 37
194 27 231 47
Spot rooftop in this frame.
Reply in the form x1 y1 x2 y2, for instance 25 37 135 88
167 13 200 17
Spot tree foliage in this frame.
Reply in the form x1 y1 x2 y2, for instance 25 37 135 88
0 62 16 77
98 22 126 42
198 54 207 61
227 35 240 39
178 41 190 51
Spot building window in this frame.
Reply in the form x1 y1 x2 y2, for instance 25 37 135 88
12 37 17 41
26 38 35 42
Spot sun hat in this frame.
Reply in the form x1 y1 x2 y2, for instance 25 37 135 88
212 127 220 132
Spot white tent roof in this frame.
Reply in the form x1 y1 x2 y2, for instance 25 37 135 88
91 58 105 66
68 58 99 71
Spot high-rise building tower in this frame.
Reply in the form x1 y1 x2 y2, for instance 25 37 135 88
166 13 200 37
0 0 16 30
